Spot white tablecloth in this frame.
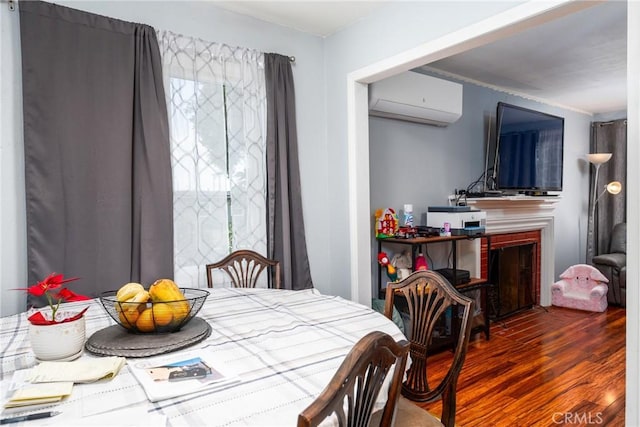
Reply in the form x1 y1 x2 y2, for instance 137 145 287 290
0 288 405 426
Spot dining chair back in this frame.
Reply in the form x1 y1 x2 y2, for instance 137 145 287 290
206 249 281 289
297 331 409 427
383 270 474 427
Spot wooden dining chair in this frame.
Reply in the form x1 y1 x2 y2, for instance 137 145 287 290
205 249 281 289
297 331 409 427
383 270 474 427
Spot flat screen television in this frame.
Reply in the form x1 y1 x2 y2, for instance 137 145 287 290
492 102 564 194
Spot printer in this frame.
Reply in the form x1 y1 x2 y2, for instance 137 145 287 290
426 206 486 236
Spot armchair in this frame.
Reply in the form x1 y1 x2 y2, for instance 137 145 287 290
592 222 626 307
551 264 609 312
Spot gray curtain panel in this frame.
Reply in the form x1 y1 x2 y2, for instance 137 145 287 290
587 119 627 262
265 53 313 290
19 1 173 304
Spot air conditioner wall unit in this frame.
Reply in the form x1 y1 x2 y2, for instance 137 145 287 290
369 71 463 126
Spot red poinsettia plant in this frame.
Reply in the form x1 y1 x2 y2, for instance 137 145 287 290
16 273 91 325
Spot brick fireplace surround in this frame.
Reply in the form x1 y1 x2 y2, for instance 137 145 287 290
466 196 560 307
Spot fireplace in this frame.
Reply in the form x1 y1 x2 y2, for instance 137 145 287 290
466 196 559 307
481 230 541 319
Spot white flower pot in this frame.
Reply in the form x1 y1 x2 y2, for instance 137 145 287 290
28 313 86 361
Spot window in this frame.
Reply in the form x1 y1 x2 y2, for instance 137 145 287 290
160 31 266 287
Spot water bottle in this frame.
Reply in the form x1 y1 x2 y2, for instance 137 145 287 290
403 204 414 227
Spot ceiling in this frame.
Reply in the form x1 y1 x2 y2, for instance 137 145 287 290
422 1 627 115
214 1 388 36
213 1 628 115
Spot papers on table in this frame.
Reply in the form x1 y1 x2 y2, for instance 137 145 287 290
2 356 126 412
4 381 73 409
28 357 126 384
127 348 239 402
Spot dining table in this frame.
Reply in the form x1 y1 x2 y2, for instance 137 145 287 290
0 287 406 426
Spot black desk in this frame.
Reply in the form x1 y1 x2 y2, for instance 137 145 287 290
377 234 492 340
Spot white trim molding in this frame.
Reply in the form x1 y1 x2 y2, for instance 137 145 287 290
347 79 372 305
466 196 560 306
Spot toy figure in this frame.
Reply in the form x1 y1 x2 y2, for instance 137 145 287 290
391 250 412 280
378 252 398 282
551 264 609 312
415 253 429 271
374 208 399 238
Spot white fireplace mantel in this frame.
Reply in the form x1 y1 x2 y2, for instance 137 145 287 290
466 196 561 306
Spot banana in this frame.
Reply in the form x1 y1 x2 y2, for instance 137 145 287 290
116 282 144 302
115 283 150 315
127 289 150 305
116 290 149 313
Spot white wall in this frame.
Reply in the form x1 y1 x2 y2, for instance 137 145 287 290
321 1 523 299
0 1 328 316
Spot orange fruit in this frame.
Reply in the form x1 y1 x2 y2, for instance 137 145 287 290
118 308 140 329
136 308 156 332
151 303 174 327
115 302 144 329
170 301 191 324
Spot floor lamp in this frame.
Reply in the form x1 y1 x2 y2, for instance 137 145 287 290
591 180 623 219
587 153 622 262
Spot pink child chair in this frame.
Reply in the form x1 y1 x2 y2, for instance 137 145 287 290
551 264 609 312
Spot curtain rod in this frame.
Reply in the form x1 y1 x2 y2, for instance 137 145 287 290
9 0 298 60
594 119 627 126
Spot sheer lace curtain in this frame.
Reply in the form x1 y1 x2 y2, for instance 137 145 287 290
158 31 267 288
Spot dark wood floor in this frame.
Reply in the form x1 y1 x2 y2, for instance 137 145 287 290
417 305 626 427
